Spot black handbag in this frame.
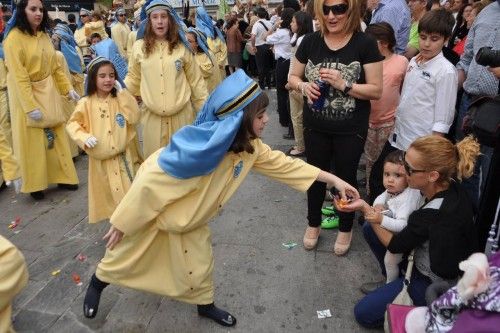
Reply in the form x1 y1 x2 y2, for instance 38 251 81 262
462 95 500 147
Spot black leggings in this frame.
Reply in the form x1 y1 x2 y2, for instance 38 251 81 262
276 57 291 127
304 128 366 232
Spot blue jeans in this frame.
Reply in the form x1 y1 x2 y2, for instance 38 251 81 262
362 222 387 276
354 269 431 328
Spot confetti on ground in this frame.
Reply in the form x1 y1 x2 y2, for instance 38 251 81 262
317 309 332 319
51 269 61 276
76 253 87 262
282 242 298 250
14 230 22 234
274 199 282 202
72 273 82 286
8 217 21 229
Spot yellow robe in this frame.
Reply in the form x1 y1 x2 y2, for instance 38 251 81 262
111 22 131 60
0 235 28 333
126 30 137 61
0 123 19 183
194 51 221 93
66 91 140 223
207 37 228 81
0 58 12 184
55 51 79 158
96 139 320 304
125 40 208 158
4 28 79 193
74 27 90 57
84 21 109 40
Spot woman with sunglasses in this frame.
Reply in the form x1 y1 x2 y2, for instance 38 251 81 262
341 135 480 328
288 0 383 255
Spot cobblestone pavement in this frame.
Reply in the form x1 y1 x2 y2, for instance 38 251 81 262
1 91 382 332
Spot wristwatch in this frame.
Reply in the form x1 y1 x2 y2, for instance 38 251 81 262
343 80 353 94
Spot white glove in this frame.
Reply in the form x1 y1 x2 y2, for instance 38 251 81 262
6 178 22 194
28 109 43 121
68 90 81 102
85 136 98 148
114 80 123 92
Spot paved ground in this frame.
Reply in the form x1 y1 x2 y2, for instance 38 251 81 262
1 91 382 333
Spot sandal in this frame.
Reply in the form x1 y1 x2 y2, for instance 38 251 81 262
287 147 305 157
321 216 339 229
334 231 352 256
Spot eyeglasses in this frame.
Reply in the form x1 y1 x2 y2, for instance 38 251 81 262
322 3 349 16
403 152 427 175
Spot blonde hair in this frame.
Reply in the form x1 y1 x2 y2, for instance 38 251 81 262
314 0 361 35
409 135 480 184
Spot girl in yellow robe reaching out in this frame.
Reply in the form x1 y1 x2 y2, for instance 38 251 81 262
67 57 140 224
82 69 360 327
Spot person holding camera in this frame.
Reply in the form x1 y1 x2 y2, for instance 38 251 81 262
455 0 499 249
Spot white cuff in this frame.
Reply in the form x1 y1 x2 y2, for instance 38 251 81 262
432 122 451 134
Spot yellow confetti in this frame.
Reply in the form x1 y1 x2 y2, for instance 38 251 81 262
51 269 61 276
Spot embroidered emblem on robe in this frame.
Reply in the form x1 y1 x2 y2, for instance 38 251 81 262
233 161 243 178
115 113 125 128
175 59 182 72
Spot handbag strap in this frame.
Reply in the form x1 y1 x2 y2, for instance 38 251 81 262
403 250 415 286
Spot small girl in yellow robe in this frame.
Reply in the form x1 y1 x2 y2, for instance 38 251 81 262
186 27 221 93
66 57 140 224
82 70 360 327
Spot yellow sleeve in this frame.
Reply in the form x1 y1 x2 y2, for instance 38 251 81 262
66 97 93 149
183 47 208 112
52 50 73 96
3 30 39 113
196 53 214 79
0 235 28 311
0 127 19 181
117 89 140 125
110 152 200 235
251 140 320 192
126 31 137 60
124 42 141 96
219 40 228 67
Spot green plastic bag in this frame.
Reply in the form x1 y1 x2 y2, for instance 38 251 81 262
242 47 249 61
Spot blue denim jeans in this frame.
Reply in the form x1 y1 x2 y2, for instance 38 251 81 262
354 268 431 328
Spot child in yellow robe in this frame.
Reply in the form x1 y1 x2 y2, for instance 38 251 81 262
125 1 208 159
186 28 221 93
82 69 359 327
0 235 28 333
67 57 140 224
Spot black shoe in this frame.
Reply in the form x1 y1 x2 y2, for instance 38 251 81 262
283 133 294 140
360 279 385 294
30 191 45 200
0 181 6 191
83 274 109 318
197 303 237 327
57 183 79 191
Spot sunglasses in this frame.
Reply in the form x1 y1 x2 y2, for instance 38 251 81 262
322 3 349 16
403 152 426 175
80 14 88 17
118 14 125 17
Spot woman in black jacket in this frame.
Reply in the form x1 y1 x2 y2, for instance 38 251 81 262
343 135 480 329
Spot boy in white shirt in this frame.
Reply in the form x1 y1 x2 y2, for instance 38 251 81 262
369 9 457 203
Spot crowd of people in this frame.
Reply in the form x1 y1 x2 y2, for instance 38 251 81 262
0 0 499 331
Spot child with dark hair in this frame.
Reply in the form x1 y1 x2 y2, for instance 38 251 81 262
186 28 221 92
347 150 423 283
82 70 359 327
369 9 458 203
66 57 140 224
